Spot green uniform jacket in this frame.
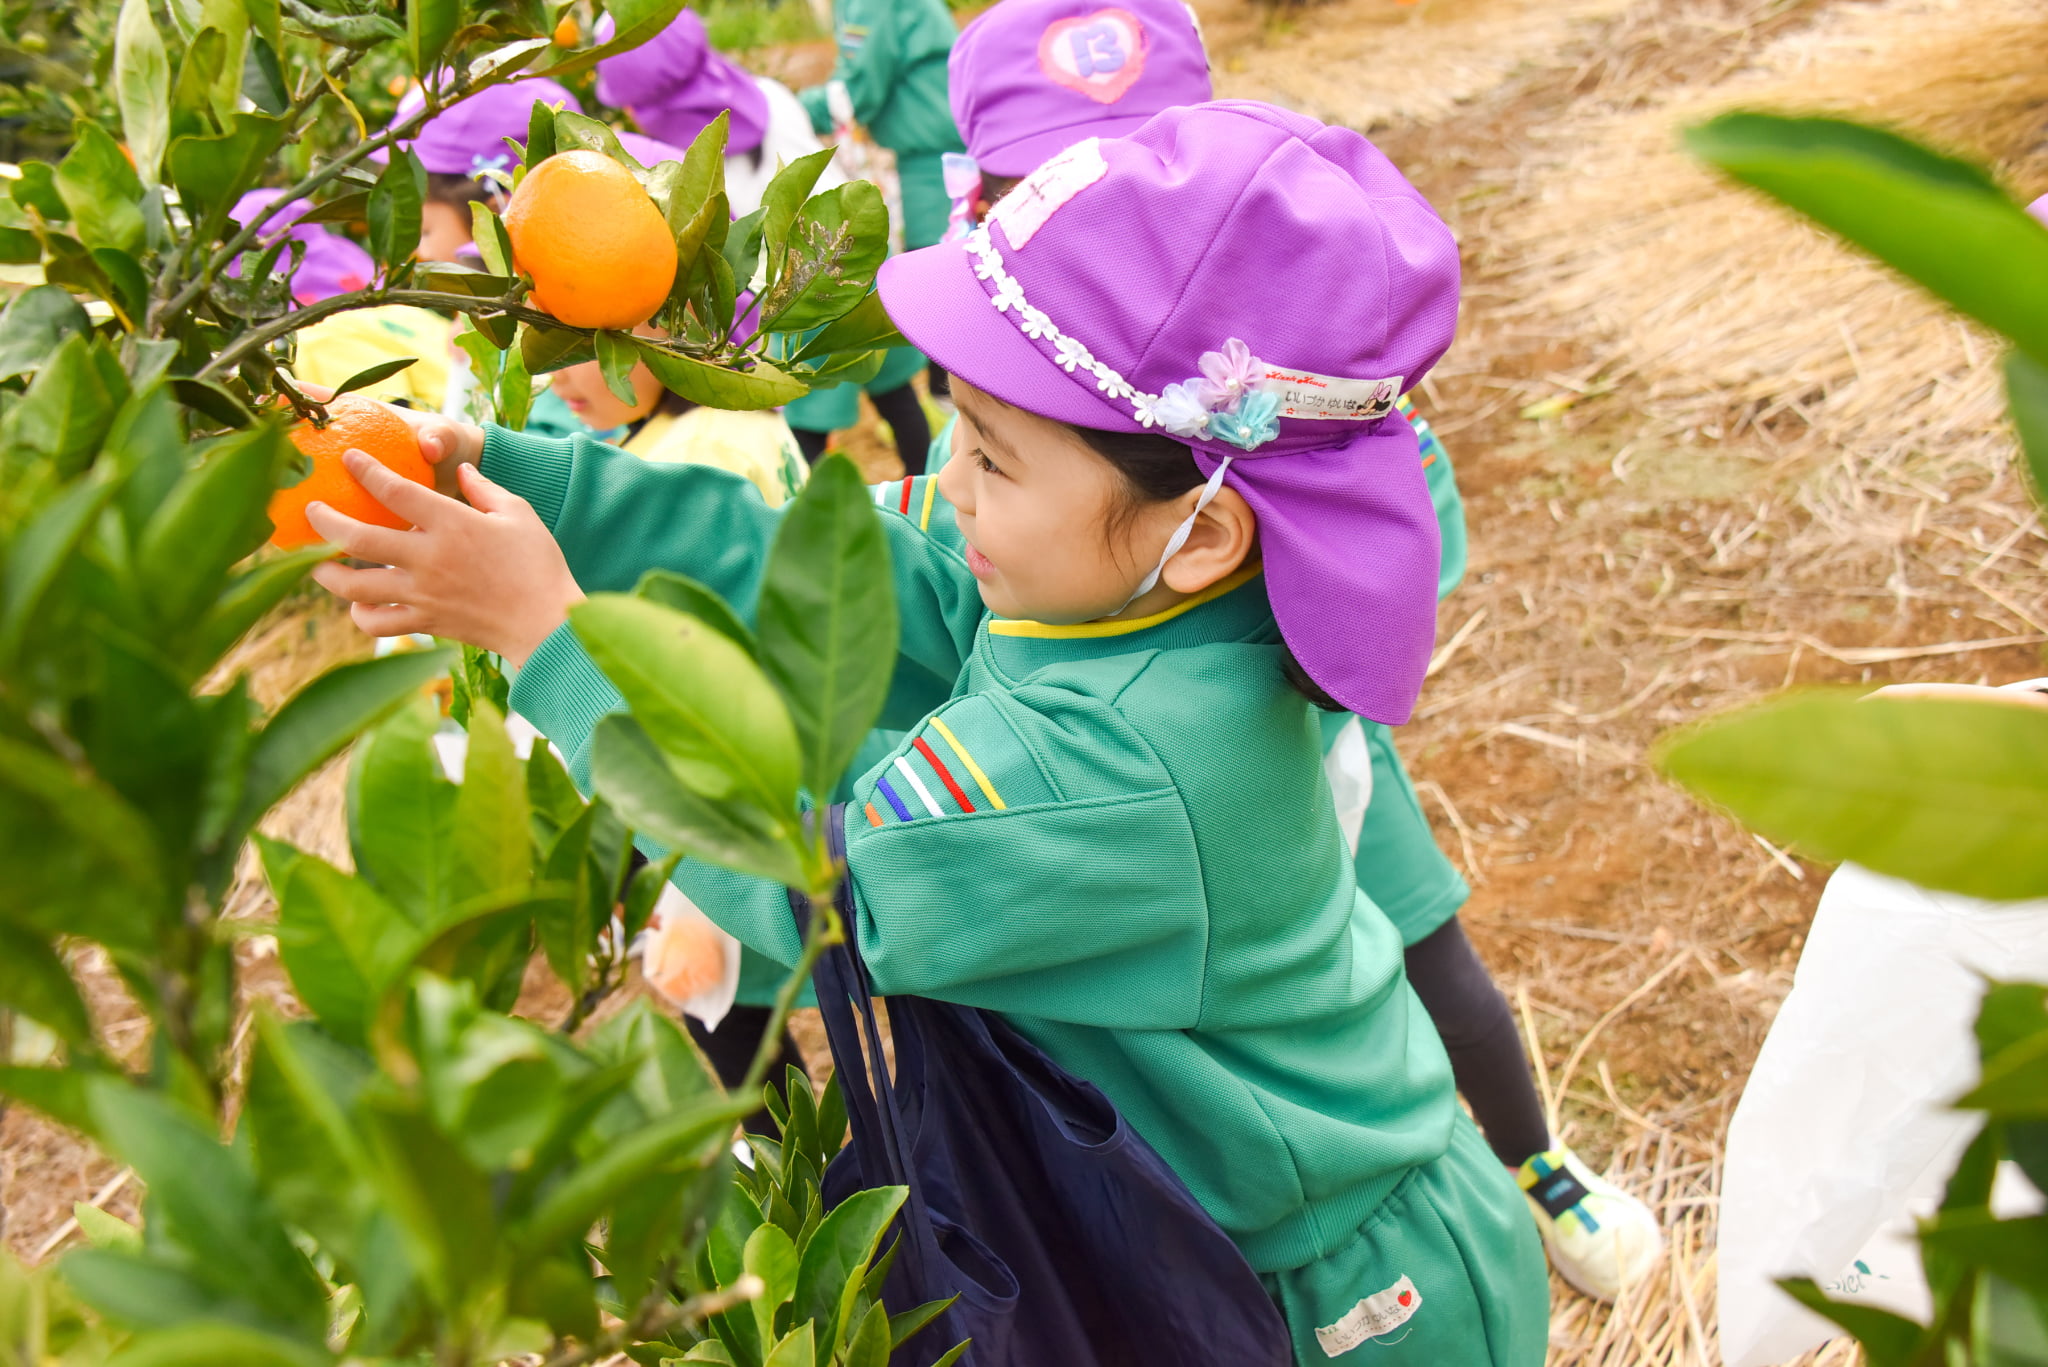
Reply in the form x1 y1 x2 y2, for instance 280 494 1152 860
798 0 964 157
485 427 1460 1276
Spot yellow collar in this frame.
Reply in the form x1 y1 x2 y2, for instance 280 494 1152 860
987 564 1263 639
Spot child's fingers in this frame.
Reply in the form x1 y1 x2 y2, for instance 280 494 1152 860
309 559 411 606
342 448 457 527
304 500 415 566
349 602 429 638
456 461 531 517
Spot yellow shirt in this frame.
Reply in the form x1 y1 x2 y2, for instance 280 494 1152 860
623 407 808 507
292 305 454 411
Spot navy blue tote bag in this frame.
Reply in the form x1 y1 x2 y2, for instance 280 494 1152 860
792 806 1293 1367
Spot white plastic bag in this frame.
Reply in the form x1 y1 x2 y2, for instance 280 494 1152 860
1718 863 2048 1367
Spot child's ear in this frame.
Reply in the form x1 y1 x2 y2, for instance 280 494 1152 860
1160 485 1257 596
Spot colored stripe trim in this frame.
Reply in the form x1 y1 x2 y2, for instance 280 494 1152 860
873 776 912 823
928 717 1006 810
898 478 913 514
989 564 1262 639
1421 452 1439 468
872 482 889 506
912 736 975 813
919 474 939 530
864 803 884 828
892 755 944 819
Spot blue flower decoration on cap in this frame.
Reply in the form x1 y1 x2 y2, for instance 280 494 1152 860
1209 389 1281 451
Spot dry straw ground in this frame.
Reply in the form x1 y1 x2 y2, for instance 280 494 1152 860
5 0 2046 1363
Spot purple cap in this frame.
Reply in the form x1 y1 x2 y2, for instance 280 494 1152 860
879 101 1460 724
381 78 583 175
228 189 375 304
594 11 770 156
950 0 1210 178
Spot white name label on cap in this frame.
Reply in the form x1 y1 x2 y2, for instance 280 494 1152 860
989 138 1108 250
1256 366 1405 422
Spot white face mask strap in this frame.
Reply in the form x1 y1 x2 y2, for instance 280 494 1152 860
1115 455 1234 613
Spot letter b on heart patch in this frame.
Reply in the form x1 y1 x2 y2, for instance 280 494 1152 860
1038 8 1150 104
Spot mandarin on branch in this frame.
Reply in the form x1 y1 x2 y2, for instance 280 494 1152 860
503 150 677 330
267 394 434 549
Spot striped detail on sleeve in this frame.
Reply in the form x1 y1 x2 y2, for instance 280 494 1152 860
864 714 1010 823
1397 394 1447 470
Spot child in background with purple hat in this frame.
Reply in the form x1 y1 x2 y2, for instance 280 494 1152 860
592 7 934 478
379 77 583 266
300 101 1557 1365
920 0 1663 1304
228 190 454 411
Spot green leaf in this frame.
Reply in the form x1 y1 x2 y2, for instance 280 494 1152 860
0 734 168 933
497 340 535 429
633 569 757 655
1687 113 2048 368
368 149 426 275
166 113 283 225
1964 1029 2048 1118
170 28 227 140
86 1080 329 1340
635 342 806 411
596 329 642 406
3 334 120 476
792 291 906 362
346 696 457 923
888 1296 953 1350
2009 350 2048 508
759 148 839 278
755 455 898 801
62 1250 255 1332
135 422 284 627
113 0 171 189
196 0 246 125
789 1187 904 1353
589 715 805 887
407 0 458 78
0 465 121 662
526 0 684 80
0 1065 96 1136
468 202 515 276
519 320 597 376
572 594 801 808
509 1257 598 1343
796 347 884 393
1921 1209 2048 1294
329 356 418 399
761 1322 813 1367
233 647 456 845
1775 1278 1924 1367
101 1322 329 1367
524 96 557 167
0 285 90 381
168 377 255 430
241 36 288 115
514 1090 754 1254
928 1341 970 1367
92 248 150 324
1653 690 2048 900
54 122 145 254
183 546 332 674
262 840 423 1045
452 700 533 907
846 1301 892 1367
242 0 280 58
241 1014 376 1259
754 183 888 335
743 1224 800 1350
723 207 767 295
278 0 401 47
620 848 680 946
413 265 518 298
535 803 598 993
552 109 636 171
357 1093 497 1314
295 191 368 226
73 1202 142 1251
0 924 92 1049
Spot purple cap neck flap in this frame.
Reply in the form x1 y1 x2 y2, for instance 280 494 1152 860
950 0 1210 178
594 12 770 155
877 100 1461 724
228 190 374 305
383 78 583 176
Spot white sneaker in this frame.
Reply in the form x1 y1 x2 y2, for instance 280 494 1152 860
1516 1146 1662 1302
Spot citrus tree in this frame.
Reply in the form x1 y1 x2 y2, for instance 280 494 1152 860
0 0 940 1359
1658 113 2048 1366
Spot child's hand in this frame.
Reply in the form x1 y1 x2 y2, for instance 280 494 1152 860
307 452 583 667
292 384 483 497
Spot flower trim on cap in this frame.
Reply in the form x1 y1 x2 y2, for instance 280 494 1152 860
965 224 1280 451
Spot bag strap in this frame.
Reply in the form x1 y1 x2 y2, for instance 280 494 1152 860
791 806 943 1286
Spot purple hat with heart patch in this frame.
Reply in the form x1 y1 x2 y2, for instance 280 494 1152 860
950 0 1210 178
879 100 1461 724
594 11 770 156
228 190 375 304
380 78 583 176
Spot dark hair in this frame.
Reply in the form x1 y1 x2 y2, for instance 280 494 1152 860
425 172 496 208
1063 421 1346 711
981 173 1023 207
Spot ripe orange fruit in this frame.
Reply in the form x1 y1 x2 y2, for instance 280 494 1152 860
552 12 578 44
503 150 677 330
267 394 434 549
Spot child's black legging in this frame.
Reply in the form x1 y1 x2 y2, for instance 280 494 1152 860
790 381 931 477
1402 916 1551 1166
